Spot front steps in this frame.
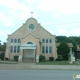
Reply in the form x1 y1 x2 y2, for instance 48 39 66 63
23 58 35 63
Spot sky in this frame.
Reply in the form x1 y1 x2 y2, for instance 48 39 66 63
0 0 80 43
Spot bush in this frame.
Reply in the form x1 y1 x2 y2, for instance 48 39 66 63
0 54 4 60
49 57 54 61
58 54 63 59
39 55 45 62
14 56 19 61
5 58 9 60
56 54 63 61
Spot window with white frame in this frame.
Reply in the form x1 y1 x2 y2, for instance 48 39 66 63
49 39 52 43
42 39 45 43
14 46 16 53
11 39 13 43
49 46 52 53
17 46 20 53
42 46 45 53
46 39 48 43
14 39 17 43
18 39 20 43
46 46 48 53
10 46 13 53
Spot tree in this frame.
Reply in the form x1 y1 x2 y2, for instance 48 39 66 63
1 42 6 51
57 42 70 60
0 42 6 51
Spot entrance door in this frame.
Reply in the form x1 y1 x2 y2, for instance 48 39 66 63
23 49 35 63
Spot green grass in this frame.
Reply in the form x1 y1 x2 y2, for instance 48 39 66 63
36 61 79 65
0 60 18 64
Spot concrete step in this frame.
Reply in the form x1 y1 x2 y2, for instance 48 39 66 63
23 58 35 63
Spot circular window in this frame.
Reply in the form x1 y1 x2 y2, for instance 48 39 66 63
29 24 35 30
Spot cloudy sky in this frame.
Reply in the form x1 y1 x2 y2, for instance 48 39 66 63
0 0 80 43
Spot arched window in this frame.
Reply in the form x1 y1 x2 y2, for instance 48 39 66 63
27 42 33 44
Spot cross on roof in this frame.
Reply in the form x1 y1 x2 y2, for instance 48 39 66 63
30 11 34 17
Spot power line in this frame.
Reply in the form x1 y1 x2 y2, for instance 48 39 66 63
42 21 80 26
0 21 80 29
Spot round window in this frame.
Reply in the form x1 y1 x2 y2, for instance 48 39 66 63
29 24 35 30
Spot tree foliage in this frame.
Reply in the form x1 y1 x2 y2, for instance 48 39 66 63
56 36 80 51
57 42 70 60
0 42 6 51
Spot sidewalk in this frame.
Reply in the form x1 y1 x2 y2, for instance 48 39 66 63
32 65 80 70
0 63 80 70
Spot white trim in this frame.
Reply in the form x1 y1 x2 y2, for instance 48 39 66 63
21 32 40 39
20 43 36 49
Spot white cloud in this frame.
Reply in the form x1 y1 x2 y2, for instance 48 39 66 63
38 0 80 14
18 11 37 21
0 0 25 11
58 28 68 35
9 10 16 16
0 11 6 21
0 11 13 27
54 13 59 18
0 29 12 36
0 0 37 21
27 0 37 4
0 0 31 12
72 28 80 35
56 27 80 36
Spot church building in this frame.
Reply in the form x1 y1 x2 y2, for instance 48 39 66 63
5 17 58 63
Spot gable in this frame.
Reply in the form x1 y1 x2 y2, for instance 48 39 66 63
8 17 55 40
32 23 55 39
21 32 40 39
20 33 40 45
9 18 38 38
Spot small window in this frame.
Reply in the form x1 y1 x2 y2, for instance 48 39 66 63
10 46 13 53
46 39 48 43
49 46 52 53
14 39 17 43
42 39 45 43
49 39 52 43
14 46 16 53
46 46 48 53
42 46 45 53
18 39 20 43
11 39 13 43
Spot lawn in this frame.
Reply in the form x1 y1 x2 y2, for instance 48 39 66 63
36 61 78 65
0 60 18 64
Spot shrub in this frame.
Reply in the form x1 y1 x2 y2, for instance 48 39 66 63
49 57 54 61
14 56 19 61
5 58 9 60
39 55 45 62
56 54 63 61
0 54 4 60
58 54 63 59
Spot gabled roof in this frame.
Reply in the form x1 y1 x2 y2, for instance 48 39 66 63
21 31 40 39
9 17 55 37
56 43 73 48
39 24 55 37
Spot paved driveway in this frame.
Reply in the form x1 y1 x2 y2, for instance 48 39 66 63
0 70 80 80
